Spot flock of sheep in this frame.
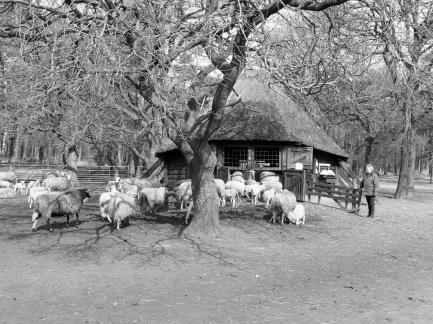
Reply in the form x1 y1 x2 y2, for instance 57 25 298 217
0 168 306 232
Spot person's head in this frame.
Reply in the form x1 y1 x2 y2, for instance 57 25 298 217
366 164 374 174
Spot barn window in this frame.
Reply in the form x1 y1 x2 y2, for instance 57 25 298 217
254 147 280 167
224 147 248 168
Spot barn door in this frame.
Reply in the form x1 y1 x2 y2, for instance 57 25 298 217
283 170 306 201
216 166 230 182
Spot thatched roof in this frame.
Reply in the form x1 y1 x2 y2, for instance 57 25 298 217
209 77 348 158
157 76 348 159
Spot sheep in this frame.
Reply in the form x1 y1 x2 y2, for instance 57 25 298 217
260 171 276 181
31 189 91 232
176 180 192 210
0 187 16 199
0 180 14 188
250 184 265 205
225 180 245 197
245 179 258 185
26 180 42 194
270 190 297 225
100 192 138 230
213 178 226 197
137 187 168 212
262 180 283 192
28 187 50 208
116 180 139 196
99 186 120 222
285 203 306 225
220 189 239 208
262 188 276 208
0 171 16 183
42 174 71 191
13 181 26 195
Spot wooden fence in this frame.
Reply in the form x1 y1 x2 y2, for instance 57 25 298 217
306 181 362 214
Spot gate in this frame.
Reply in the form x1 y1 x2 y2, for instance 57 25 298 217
283 170 306 201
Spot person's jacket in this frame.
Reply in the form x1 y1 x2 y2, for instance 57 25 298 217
360 173 379 196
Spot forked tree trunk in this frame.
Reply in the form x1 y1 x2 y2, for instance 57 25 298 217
364 136 374 168
182 140 220 239
395 109 416 198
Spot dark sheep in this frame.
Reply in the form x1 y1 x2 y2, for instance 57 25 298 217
31 189 91 232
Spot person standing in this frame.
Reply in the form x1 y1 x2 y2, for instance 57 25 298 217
360 164 379 218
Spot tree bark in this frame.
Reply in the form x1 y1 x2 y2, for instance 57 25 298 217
395 108 416 198
363 136 374 168
63 144 80 187
182 140 220 239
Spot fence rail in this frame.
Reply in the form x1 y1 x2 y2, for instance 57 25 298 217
306 181 362 214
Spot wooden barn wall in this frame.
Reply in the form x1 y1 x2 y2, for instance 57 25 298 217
284 146 313 170
163 151 189 190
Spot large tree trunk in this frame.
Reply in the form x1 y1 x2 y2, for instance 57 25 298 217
182 140 220 239
364 136 374 168
395 108 416 198
63 144 80 187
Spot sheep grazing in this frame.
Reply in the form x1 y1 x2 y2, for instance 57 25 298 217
42 174 71 191
14 181 26 195
225 180 245 197
32 189 91 232
0 180 14 188
176 180 192 210
286 203 306 225
270 190 297 225
250 184 265 205
262 188 276 208
220 189 239 208
28 187 50 208
0 187 16 199
0 171 16 183
26 180 42 194
99 192 137 230
137 187 168 213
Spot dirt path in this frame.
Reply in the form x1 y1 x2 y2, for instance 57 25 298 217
1 176 433 323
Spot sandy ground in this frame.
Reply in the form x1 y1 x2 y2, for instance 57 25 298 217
1 175 433 323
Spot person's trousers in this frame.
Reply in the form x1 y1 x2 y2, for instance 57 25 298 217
365 195 375 217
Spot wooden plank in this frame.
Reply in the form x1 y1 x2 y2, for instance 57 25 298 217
307 186 361 198
307 181 357 191
305 191 360 204
288 153 308 165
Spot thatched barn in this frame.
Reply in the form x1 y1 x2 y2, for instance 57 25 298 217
156 77 348 194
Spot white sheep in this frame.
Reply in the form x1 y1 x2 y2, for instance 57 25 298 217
28 187 51 208
262 188 276 208
103 192 138 230
177 180 192 210
116 180 139 197
286 203 306 225
99 186 120 222
262 180 283 192
0 171 16 183
26 180 42 194
42 174 71 191
0 187 16 199
245 179 258 185
270 190 297 225
250 184 265 205
32 189 91 232
0 180 14 188
220 189 239 208
13 181 26 195
213 178 226 197
225 180 245 197
137 187 168 212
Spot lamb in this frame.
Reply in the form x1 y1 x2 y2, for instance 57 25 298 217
137 187 168 212
28 186 50 208
100 192 138 230
42 174 71 191
213 179 226 197
225 180 245 197
262 188 276 208
220 189 239 208
285 203 306 225
0 171 16 183
0 187 16 199
0 180 14 188
250 184 265 205
99 186 121 222
270 189 297 225
176 180 192 210
116 180 139 197
26 180 42 194
31 189 91 232
13 181 26 195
